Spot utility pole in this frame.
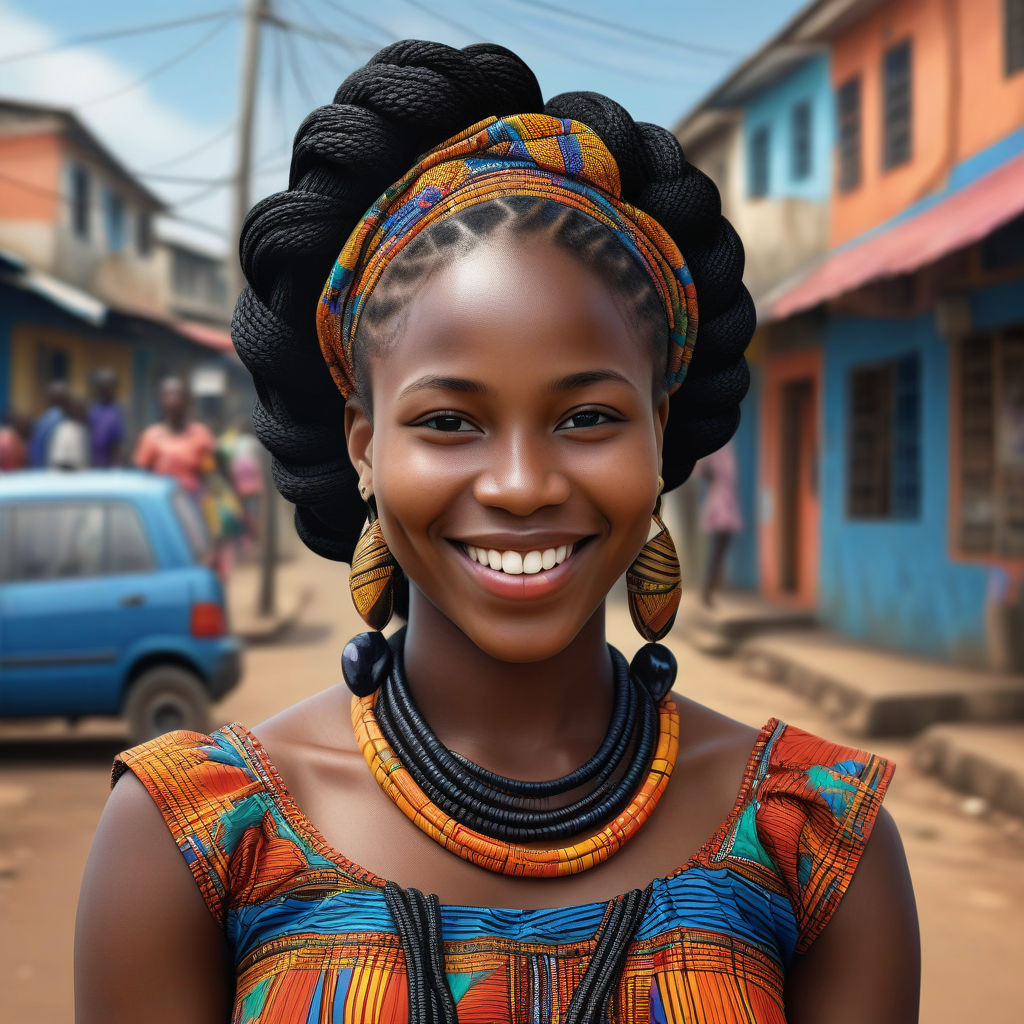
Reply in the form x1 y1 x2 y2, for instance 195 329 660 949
231 0 278 618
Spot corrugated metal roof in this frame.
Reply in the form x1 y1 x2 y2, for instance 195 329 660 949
762 152 1024 322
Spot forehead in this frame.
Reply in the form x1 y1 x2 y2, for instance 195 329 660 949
373 235 656 389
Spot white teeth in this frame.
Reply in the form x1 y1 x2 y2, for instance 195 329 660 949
465 543 577 574
522 551 543 575
501 550 524 574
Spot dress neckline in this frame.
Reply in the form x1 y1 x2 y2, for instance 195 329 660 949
226 716 782 915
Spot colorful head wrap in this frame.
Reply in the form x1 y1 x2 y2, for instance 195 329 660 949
316 112 698 399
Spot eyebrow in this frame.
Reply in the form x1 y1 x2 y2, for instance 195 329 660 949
397 368 635 401
398 375 488 400
549 369 635 392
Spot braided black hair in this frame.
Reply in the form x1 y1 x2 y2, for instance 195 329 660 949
232 39 753 565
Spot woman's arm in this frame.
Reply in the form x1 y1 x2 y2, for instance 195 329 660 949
74 772 234 1024
783 806 920 1023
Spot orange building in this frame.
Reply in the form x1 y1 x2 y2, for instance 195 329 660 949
830 0 1024 246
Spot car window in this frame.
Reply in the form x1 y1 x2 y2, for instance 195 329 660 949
106 503 155 574
171 488 211 563
8 503 105 581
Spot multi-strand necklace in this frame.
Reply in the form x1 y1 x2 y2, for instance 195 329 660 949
349 628 680 877
344 627 680 1023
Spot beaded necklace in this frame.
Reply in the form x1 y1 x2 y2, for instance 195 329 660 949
350 640 680 878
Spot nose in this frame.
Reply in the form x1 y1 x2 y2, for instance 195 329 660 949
472 431 570 516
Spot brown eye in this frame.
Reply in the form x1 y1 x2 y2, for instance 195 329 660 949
422 414 473 432
558 409 616 430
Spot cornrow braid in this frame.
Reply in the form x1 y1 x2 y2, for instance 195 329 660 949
231 39 754 567
352 194 669 405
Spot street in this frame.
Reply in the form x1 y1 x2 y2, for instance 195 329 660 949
1 546 1021 1023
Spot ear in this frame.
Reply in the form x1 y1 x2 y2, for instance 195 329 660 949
344 399 374 497
653 390 670 465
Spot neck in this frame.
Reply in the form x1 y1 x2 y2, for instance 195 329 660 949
401 590 615 782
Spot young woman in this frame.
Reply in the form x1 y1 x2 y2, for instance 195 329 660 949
75 41 919 1024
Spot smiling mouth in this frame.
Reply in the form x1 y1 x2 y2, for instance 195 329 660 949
455 540 590 576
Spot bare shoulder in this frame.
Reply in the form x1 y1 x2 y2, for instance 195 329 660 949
663 694 764 832
784 805 920 1022
75 771 233 1024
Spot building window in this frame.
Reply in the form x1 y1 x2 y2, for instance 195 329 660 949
882 40 912 170
749 125 770 198
103 187 126 253
790 100 812 181
136 210 153 256
1008 0 1024 74
69 163 90 240
956 327 1024 557
836 76 861 192
847 354 920 519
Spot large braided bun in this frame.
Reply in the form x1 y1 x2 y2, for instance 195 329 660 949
232 40 753 564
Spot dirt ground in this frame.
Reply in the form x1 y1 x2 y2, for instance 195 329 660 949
1 547 1021 1022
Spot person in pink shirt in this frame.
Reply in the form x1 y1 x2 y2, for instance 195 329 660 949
696 440 744 607
133 377 216 495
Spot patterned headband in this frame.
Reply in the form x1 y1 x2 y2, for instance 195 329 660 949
316 112 698 399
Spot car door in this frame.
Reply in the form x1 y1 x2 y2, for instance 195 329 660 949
0 499 167 717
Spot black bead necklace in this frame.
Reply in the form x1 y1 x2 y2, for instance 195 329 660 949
367 629 661 843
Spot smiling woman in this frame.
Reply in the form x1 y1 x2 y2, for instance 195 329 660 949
74 40 919 1024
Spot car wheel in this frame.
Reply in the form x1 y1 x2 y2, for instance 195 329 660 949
124 665 212 745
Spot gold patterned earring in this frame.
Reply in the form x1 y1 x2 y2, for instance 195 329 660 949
626 476 682 642
349 490 398 631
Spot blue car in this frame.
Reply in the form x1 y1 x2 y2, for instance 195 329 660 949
0 470 242 743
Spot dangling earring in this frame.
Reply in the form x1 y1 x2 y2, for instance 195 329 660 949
349 490 398 631
626 477 682 643
343 488 397 697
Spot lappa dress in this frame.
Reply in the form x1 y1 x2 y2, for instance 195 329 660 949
111 716 893 1023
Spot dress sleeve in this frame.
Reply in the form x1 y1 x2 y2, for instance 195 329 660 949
753 722 895 956
111 729 263 927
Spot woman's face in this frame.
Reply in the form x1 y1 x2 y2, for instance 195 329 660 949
346 232 669 664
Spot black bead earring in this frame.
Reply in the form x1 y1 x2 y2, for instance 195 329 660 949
629 643 677 703
341 630 393 698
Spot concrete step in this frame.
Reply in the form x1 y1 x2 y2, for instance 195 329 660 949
913 723 1024 820
739 629 1024 737
677 590 814 656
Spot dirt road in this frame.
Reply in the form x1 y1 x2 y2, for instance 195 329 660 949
1 547 1020 1021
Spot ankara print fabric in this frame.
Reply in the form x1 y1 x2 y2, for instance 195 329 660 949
315 112 699 400
111 717 893 1023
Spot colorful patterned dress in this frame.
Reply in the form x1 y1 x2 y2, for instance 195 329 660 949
112 717 893 1023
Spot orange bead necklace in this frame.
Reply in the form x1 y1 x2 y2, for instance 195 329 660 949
351 688 679 878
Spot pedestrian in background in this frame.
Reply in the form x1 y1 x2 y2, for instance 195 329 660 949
27 379 71 467
132 376 216 496
696 439 743 607
134 376 241 576
219 417 264 551
47 396 91 471
88 368 125 468
0 411 30 470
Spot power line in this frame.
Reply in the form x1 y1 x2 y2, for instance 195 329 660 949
266 11 378 56
137 122 238 173
77 14 237 109
496 0 741 59
395 0 487 42
315 0 396 44
0 10 238 66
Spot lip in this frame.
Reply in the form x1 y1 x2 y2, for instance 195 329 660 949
450 539 590 600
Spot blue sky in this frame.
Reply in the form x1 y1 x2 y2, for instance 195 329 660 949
0 0 807 250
